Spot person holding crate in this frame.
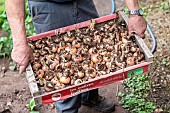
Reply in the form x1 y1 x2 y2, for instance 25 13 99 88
6 0 147 113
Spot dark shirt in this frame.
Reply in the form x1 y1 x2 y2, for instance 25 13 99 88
51 0 75 2
29 0 75 2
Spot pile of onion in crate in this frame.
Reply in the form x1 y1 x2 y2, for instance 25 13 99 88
29 18 145 92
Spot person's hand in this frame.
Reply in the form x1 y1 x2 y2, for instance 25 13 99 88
128 15 147 38
11 44 34 74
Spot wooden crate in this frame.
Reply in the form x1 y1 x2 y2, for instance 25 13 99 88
26 11 153 105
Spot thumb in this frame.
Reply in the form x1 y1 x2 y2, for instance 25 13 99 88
19 65 27 74
30 54 34 62
129 31 135 37
138 33 145 39
128 23 135 36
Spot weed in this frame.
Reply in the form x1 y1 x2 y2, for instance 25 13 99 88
0 37 12 57
27 98 39 113
118 75 156 113
160 2 169 10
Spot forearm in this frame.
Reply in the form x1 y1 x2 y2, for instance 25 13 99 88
6 0 27 46
124 0 140 10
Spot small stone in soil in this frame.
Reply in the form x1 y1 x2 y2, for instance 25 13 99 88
6 102 12 108
1 66 6 71
50 103 55 109
14 90 19 95
154 108 163 113
0 71 5 78
166 74 170 79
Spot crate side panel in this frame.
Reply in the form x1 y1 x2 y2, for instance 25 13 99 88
40 71 124 104
35 62 149 104
27 14 117 41
26 64 39 96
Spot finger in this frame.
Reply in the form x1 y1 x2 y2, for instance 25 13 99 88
19 64 28 74
128 28 135 37
136 31 145 39
141 35 145 39
19 58 30 74
30 54 34 62
19 53 30 66
139 33 145 39
129 31 135 37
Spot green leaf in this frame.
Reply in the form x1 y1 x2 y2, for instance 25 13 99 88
124 7 129 15
0 43 3 51
26 16 33 23
160 2 169 10
2 21 10 33
27 98 36 111
162 58 167 65
118 92 125 97
138 111 146 113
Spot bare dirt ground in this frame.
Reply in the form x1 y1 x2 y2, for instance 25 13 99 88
0 0 170 113
144 0 170 111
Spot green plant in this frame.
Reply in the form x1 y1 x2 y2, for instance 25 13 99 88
123 6 149 18
27 98 39 113
27 98 36 111
160 1 169 10
118 75 156 113
0 11 9 31
0 37 13 57
0 0 5 14
25 3 36 36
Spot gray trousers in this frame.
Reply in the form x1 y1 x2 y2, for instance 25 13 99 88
28 0 99 113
